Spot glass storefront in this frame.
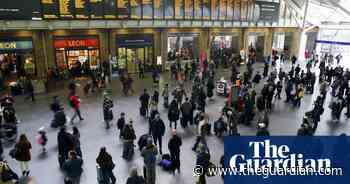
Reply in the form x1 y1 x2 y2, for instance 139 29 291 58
116 34 154 73
167 33 199 61
247 33 265 62
54 37 100 73
272 32 292 57
210 34 240 61
0 39 35 79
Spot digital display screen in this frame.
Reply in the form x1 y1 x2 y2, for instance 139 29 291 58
0 0 42 20
59 0 75 18
74 0 90 19
90 0 104 19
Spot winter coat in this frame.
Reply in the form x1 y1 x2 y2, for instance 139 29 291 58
168 135 182 154
63 158 83 178
150 119 165 137
15 141 32 162
117 117 125 130
141 145 158 167
121 125 136 142
96 152 114 170
168 106 180 122
126 175 146 184
54 110 67 125
139 93 150 107
181 102 192 116
196 152 210 171
69 95 80 109
57 131 75 157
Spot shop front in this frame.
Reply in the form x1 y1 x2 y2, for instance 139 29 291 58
167 33 200 62
210 33 240 64
272 32 293 58
53 37 100 74
116 34 154 74
247 33 265 62
0 38 36 80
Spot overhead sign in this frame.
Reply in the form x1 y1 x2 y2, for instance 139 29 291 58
256 1 280 22
116 35 153 47
0 41 33 50
54 38 99 48
0 0 42 20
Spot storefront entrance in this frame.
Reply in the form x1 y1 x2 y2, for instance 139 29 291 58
54 37 100 74
167 33 200 62
116 34 154 74
0 39 35 80
273 32 292 58
210 34 240 63
247 33 265 62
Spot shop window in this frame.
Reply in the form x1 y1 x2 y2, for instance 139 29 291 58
130 0 142 19
165 0 175 19
143 0 153 19
175 0 185 19
203 0 210 20
154 0 165 19
194 0 202 19
167 35 199 61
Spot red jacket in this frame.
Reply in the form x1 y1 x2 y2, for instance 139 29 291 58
70 95 80 109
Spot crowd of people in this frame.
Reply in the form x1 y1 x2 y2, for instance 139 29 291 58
0 48 349 184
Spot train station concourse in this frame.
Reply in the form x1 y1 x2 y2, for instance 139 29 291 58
0 0 350 184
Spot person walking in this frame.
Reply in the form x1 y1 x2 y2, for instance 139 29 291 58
121 120 136 160
139 89 150 117
57 127 75 168
180 97 193 128
117 112 126 138
168 100 180 129
196 144 210 184
162 84 170 108
150 114 165 155
103 94 114 129
96 147 116 184
25 78 35 102
69 93 83 124
141 139 158 184
126 168 146 184
168 130 182 174
63 150 83 184
14 134 32 176
72 126 82 158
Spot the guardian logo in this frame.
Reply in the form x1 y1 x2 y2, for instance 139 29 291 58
230 140 332 171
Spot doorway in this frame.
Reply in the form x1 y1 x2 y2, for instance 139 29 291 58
117 46 153 73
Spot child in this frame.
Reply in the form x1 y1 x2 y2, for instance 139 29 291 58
36 127 47 153
117 113 126 138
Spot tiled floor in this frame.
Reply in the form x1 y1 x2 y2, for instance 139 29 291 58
2 60 349 184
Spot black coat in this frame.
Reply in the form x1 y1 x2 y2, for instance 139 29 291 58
151 119 165 137
168 106 180 122
57 131 75 157
168 135 182 153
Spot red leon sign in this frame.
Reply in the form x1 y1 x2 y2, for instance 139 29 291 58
54 39 99 49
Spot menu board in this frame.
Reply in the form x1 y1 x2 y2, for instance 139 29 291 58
74 0 89 19
90 0 104 19
59 0 75 18
104 0 117 19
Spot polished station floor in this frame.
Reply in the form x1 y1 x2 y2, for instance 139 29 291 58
3 61 350 184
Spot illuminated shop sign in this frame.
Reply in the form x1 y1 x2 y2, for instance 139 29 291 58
54 38 99 48
0 41 33 50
